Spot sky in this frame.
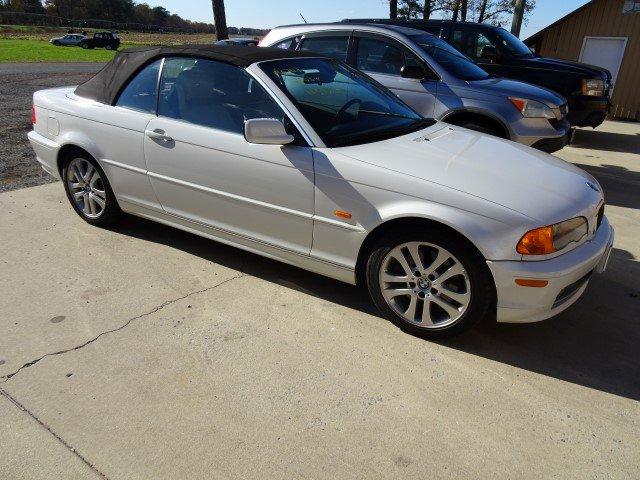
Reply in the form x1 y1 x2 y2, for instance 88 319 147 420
145 0 591 39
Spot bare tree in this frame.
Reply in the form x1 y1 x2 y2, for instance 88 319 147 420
477 0 488 22
460 0 468 21
472 0 535 25
399 0 422 19
211 0 228 40
390 0 398 19
423 0 450 19
451 0 460 21
510 0 526 35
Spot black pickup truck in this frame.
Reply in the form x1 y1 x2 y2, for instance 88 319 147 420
79 32 121 51
342 19 612 128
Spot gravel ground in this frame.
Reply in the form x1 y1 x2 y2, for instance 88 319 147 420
0 63 102 192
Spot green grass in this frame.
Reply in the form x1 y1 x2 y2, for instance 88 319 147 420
0 39 139 62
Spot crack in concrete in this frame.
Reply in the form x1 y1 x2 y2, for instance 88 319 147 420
0 273 244 383
0 385 109 479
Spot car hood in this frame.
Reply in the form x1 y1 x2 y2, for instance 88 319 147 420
514 55 611 79
336 124 602 224
466 77 565 107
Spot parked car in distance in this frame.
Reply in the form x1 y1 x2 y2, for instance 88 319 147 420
79 32 120 50
261 23 571 153
342 19 612 128
28 45 613 338
215 38 259 46
50 34 87 47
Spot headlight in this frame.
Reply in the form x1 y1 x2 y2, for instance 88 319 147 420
581 78 604 96
517 217 588 255
509 97 556 119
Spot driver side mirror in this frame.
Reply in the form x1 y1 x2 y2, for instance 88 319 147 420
244 118 294 145
401 65 427 80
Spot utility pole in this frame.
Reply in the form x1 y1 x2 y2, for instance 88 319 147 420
511 0 526 37
211 0 228 40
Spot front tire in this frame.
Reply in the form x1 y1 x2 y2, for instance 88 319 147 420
62 152 123 227
365 228 493 338
460 122 503 138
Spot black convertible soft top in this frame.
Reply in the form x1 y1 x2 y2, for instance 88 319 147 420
74 45 319 105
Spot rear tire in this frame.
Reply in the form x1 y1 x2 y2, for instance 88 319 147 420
81 42 89 49
105 44 112 50
365 228 494 338
61 151 123 227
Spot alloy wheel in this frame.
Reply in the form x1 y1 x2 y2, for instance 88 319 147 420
378 241 471 329
66 158 107 219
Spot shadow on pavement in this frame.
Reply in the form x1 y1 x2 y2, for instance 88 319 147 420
575 163 640 210
440 247 640 401
111 216 640 401
571 128 640 154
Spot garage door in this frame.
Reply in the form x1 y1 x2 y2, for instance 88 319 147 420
579 36 627 93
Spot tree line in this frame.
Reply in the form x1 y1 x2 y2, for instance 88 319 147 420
391 0 534 30
0 0 266 35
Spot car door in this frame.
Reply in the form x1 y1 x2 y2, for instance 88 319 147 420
144 56 315 255
352 33 439 118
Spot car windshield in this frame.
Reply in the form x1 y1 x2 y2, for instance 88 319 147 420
409 34 489 81
259 58 433 147
493 28 534 58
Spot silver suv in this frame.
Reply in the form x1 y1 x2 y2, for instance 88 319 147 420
261 23 571 153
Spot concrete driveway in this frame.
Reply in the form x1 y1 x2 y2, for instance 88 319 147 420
1 121 639 479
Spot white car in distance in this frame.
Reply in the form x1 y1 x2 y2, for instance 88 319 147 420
28 46 614 337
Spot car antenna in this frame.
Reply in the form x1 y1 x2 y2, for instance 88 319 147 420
299 12 308 24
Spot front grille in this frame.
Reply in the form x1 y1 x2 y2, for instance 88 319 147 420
596 204 605 230
552 271 593 309
559 103 569 116
548 117 563 129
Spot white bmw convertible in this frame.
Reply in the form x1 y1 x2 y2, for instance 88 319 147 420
28 46 614 337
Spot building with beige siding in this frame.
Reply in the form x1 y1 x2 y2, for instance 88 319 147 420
525 0 640 121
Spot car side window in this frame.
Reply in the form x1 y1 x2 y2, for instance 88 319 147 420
157 57 286 134
274 37 299 50
115 59 162 113
356 36 423 76
452 28 497 60
298 35 349 62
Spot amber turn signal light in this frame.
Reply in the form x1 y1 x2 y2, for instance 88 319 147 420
515 278 549 288
334 210 352 219
516 226 555 255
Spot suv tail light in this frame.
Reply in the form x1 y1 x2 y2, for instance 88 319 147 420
31 106 36 125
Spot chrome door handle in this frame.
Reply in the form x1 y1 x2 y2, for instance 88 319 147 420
145 129 173 143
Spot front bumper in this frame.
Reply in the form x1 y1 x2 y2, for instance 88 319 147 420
488 216 614 323
567 96 610 128
530 126 572 153
510 116 571 153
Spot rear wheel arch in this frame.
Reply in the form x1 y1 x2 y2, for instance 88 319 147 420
441 110 510 139
57 144 94 177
